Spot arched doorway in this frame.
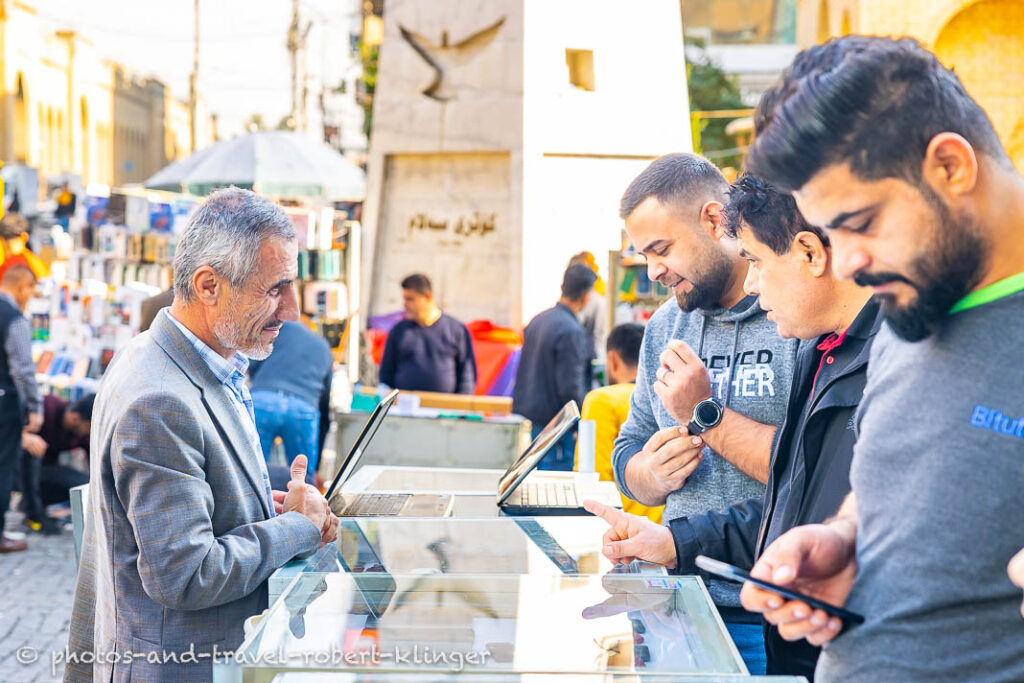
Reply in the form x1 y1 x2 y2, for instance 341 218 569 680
80 97 89 182
817 0 831 43
13 74 28 162
933 0 1024 169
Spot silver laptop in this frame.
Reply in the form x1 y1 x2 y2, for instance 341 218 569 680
325 390 454 517
497 401 623 516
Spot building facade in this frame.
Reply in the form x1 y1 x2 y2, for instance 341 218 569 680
800 0 1024 169
0 0 216 193
362 0 691 329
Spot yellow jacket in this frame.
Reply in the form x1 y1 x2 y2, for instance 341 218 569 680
576 382 663 523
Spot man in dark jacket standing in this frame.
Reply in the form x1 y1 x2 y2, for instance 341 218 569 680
586 175 879 678
0 264 41 553
512 263 596 470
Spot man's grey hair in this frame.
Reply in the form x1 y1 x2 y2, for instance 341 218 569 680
173 187 295 302
619 153 730 220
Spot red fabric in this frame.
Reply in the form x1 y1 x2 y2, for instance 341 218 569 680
466 320 521 395
366 328 388 365
810 329 848 398
369 317 522 395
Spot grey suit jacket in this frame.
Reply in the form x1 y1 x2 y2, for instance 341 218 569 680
65 311 321 682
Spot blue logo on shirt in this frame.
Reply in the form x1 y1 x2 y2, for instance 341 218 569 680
969 405 1024 439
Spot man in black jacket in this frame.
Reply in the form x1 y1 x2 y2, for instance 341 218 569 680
585 175 880 677
512 263 596 470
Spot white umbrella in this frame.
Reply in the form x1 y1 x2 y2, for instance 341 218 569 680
144 131 366 200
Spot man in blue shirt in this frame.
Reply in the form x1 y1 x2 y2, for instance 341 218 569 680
378 273 477 395
248 320 333 480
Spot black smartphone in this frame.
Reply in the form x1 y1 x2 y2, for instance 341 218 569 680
695 555 865 624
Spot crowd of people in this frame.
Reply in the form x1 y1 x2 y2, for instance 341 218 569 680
0 263 96 550
582 36 1024 681
0 34 1010 682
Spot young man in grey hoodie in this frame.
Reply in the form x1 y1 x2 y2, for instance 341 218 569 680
611 153 798 672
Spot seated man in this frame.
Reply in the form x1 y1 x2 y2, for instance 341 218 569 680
575 322 663 523
20 393 93 534
378 273 477 395
586 175 879 677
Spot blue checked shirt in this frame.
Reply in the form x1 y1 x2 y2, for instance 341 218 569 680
165 310 276 516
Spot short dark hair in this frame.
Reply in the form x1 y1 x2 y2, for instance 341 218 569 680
1 263 36 287
723 175 827 255
619 153 729 220
753 36 877 136
748 36 1009 193
606 323 644 368
400 273 432 296
70 393 96 421
561 263 597 300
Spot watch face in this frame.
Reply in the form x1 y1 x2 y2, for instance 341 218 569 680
696 400 722 426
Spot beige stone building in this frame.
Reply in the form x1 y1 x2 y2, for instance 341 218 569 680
0 0 215 193
362 0 691 328
800 0 1024 168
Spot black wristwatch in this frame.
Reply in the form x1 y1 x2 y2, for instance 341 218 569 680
687 397 723 435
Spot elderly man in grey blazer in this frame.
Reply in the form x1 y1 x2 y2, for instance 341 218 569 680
65 188 339 682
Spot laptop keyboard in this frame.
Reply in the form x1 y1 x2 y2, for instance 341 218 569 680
507 482 579 508
341 493 410 516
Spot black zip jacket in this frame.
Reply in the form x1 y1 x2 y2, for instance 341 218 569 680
512 302 589 426
668 297 883 677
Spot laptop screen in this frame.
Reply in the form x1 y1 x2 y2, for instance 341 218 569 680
496 400 580 504
324 389 400 500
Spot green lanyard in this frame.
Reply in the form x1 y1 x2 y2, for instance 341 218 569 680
949 271 1024 314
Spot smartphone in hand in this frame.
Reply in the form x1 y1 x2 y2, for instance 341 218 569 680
695 555 865 624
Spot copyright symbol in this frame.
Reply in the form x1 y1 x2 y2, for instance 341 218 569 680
16 646 38 664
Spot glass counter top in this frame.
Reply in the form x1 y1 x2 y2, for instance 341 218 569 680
246 673 806 682
356 468 500 493
230 572 746 678
302 517 661 577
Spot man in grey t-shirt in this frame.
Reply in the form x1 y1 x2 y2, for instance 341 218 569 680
739 36 1024 681
612 154 798 671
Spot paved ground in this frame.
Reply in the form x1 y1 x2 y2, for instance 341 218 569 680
0 506 77 682
0 433 342 682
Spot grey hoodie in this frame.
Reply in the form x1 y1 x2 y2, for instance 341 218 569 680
612 294 798 607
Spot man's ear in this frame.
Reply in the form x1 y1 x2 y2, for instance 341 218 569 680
606 349 622 376
191 266 223 306
922 132 978 201
793 231 830 278
701 201 728 241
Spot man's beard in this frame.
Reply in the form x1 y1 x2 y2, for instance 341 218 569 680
854 185 988 342
213 298 278 360
673 249 734 312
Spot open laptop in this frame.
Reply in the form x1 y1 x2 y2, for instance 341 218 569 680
497 401 623 516
325 390 454 517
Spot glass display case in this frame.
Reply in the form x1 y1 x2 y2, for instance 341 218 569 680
270 517 664 604
330 517 662 576
245 674 806 682
333 466 626 519
215 572 750 682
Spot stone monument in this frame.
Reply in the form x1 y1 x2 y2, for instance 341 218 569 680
362 0 691 328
